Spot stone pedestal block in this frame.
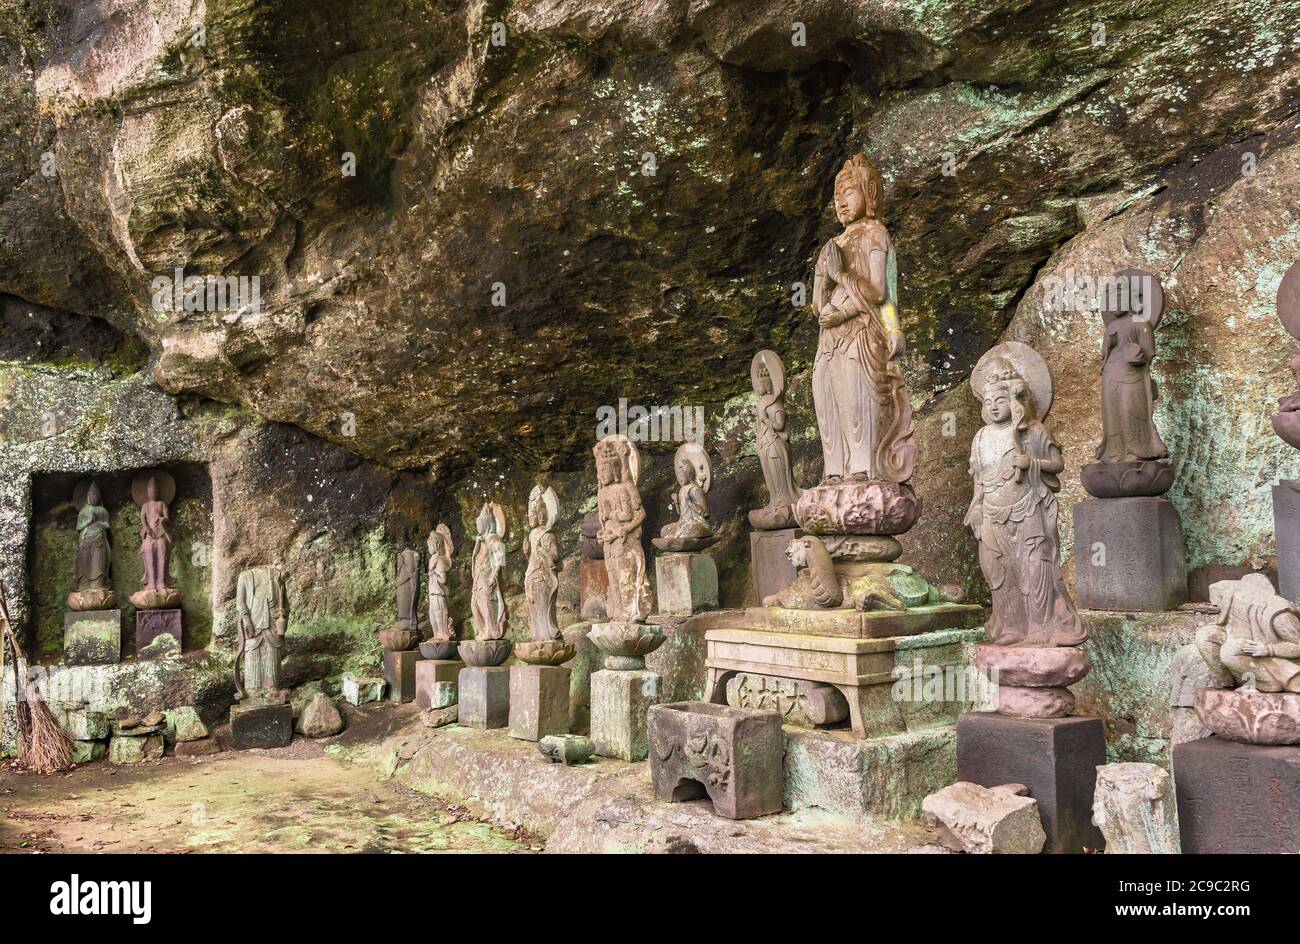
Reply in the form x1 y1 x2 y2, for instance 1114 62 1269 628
63 610 121 666
956 712 1106 853
1274 481 1300 602
415 659 463 710
458 666 511 729
383 649 424 704
655 552 718 617
1173 737 1300 853
135 608 182 659
342 673 386 706
229 702 293 750
509 665 572 741
1073 496 1187 611
749 528 801 605
648 702 784 819
579 558 609 622
591 669 661 761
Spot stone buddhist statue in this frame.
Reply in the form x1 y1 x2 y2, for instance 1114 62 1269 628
129 470 180 609
594 434 652 622
653 442 716 552
749 350 800 529
523 485 561 640
795 152 919 544
69 479 115 610
426 524 454 641
395 547 420 633
234 565 289 703
1271 259 1300 450
965 343 1083 648
471 502 508 639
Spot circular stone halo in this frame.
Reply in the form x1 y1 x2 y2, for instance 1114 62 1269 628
971 340 1054 421
131 468 177 507
1278 258 1300 341
750 349 785 398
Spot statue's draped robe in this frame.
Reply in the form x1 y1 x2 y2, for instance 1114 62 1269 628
811 219 915 482
75 504 112 590
237 567 287 696
756 394 799 507
524 528 561 640
1097 316 1167 462
471 536 507 639
427 554 451 639
396 549 419 630
599 483 651 622
138 500 172 590
965 422 1084 646
1205 588 1300 692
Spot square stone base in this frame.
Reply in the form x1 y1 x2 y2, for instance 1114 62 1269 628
655 552 719 617
509 665 572 741
383 649 424 704
135 608 182 659
956 712 1106 853
342 673 386 706
1173 736 1300 853
63 610 121 666
1073 496 1188 611
416 659 463 710
229 702 293 750
591 669 661 761
1275 481 1300 602
458 666 511 729
749 528 801 605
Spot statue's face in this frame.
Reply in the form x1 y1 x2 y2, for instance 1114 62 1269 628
147 477 158 501
834 174 865 225
983 390 1012 424
595 451 617 485
674 457 692 486
528 498 541 527
785 539 808 569
476 508 494 537
86 482 101 506
755 365 771 395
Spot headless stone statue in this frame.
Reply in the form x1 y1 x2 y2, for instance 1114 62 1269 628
395 547 420 633
234 566 289 702
70 479 115 610
1196 574 1300 693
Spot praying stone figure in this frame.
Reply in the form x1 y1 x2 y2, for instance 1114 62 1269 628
471 502 508 639
965 343 1083 649
594 434 653 622
749 350 800 530
795 153 918 543
426 524 454 640
523 485 561 640
69 479 115 611
129 470 180 609
653 442 717 552
1193 573 1300 744
234 566 289 703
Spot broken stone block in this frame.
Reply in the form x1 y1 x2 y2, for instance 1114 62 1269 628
111 714 166 737
63 610 121 666
591 668 661 761
458 666 510 729
135 609 183 659
1092 762 1180 854
229 702 293 750
421 705 458 728
108 734 164 765
922 782 1046 854
174 737 222 757
508 664 570 741
649 702 784 820
296 692 345 738
163 706 209 743
71 740 106 765
342 672 386 706
415 659 463 710
654 552 719 617
59 708 109 741
383 649 424 704
538 734 596 765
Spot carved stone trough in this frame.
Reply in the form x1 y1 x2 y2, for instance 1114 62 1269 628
647 701 784 820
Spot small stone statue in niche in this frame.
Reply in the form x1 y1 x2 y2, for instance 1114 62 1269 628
594 434 652 622
69 478 115 611
517 485 574 666
1082 269 1173 497
234 565 289 703
129 470 181 610
460 502 511 666
653 442 717 552
424 524 456 656
749 350 801 530
965 343 1084 648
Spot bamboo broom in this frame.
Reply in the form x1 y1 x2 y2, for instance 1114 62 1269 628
0 580 73 774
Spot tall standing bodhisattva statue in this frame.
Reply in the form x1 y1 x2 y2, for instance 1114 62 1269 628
130 470 181 609
594 435 653 622
69 479 115 610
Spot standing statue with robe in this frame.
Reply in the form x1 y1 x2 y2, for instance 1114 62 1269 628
234 565 289 702
749 350 801 529
70 479 115 610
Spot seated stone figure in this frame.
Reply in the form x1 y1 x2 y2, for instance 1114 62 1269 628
1195 573 1300 693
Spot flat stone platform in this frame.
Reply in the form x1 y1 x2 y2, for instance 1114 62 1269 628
690 604 983 639
380 717 949 853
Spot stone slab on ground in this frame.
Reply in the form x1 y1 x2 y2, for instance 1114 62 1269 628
58 708 109 741
1173 736 1300 854
63 610 121 666
108 734 164 765
644 616 708 704
71 740 106 765
342 673 386 706
385 721 947 853
922 782 1046 854
957 712 1106 854
174 737 222 757
230 703 293 750
163 706 208 742
297 692 345 737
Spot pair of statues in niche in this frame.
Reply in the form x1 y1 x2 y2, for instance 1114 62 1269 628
68 470 179 612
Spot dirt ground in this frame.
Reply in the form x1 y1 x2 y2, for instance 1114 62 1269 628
0 705 536 854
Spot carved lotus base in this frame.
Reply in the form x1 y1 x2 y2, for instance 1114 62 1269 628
419 639 460 660
1273 410 1300 451
1080 460 1174 498
459 638 514 667
67 588 116 611
1196 687 1300 745
129 587 182 610
515 639 577 666
378 627 420 652
747 503 797 530
589 620 664 671
794 480 921 536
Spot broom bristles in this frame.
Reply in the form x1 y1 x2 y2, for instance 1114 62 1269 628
18 678 74 774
